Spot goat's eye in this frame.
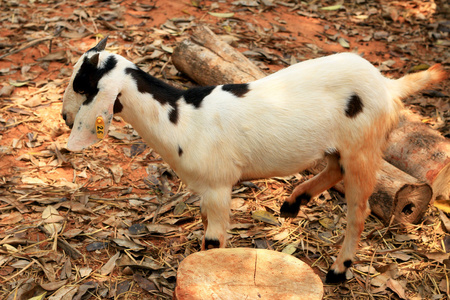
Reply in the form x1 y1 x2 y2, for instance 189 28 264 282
78 90 85 95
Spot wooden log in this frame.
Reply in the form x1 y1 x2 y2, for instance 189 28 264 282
172 26 266 86
384 111 450 200
310 160 433 225
174 248 323 300
172 25 435 224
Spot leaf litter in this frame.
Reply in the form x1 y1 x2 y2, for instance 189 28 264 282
0 0 449 299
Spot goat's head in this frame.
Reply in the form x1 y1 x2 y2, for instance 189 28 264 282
62 36 123 151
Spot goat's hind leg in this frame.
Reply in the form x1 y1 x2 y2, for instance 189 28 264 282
325 153 377 284
280 151 343 218
200 186 232 250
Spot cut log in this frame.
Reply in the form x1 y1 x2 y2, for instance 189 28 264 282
384 111 450 200
172 26 266 86
310 160 433 224
172 25 436 224
174 248 323 300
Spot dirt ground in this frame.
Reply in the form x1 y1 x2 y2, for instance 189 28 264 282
0 0 449 299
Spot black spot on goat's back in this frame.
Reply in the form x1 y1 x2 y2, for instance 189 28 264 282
74 55 118 106
183 86 215 108
222 83 250 98
345 93 364 118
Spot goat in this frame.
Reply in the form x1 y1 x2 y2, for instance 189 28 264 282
62 37 446 283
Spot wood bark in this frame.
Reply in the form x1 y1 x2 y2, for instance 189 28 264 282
384 111 450 201
172 25 436 224
172 26 266 85
174 248 323 300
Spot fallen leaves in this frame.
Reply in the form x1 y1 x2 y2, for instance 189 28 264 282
0 0 449 299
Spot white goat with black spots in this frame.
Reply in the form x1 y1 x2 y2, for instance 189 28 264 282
62 37 446 283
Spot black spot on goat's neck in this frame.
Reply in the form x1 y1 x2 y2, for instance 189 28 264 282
74 55 118 106
345 93 364 118
178 145 183 157
125 67 182 105
169 102 179 124
114 93 123 114
222 83 250 98
125 66 216 124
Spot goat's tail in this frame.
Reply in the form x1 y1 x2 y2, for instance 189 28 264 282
388 64 447 105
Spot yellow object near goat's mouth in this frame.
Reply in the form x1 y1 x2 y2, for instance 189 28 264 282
96 116 105 139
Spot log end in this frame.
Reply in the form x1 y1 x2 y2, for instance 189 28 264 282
174 248 323 300
394 183 433 224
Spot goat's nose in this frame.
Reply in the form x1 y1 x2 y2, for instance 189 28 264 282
62 113 73 129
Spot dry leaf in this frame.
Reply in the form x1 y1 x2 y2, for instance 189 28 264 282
282 243 298 255
112 238 145 251
252 210 280 226
79 267 92 278
424 252 449 263
109 164 123 183
394 233 419 242
435 200 450 214
100 252 120 275
208 12 234 18
37 50 66 62
338 37 350 48
146 224 178 234
371 273 390 287
355 265 378 275
47 286 78 300
21 176 46 185
273 229 289 241
230 198 247 211
389 251 412 262
386 278 407 299
0 212 23 225
40 280 68 291
320 4 342 10
28 292 47 300
42 206 65 223
319 217 335 229
133 274 158 292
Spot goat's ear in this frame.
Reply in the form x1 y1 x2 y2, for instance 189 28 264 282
66 88 118 151
89 53 100 66
89 36 108 52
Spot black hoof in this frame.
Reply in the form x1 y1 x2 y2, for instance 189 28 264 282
280 201 300 218
280 193 311 218
204 238 220 250
325 269 347 284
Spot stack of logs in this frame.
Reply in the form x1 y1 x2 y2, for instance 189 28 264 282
172 26 450 225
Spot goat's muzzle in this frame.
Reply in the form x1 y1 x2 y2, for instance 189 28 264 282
62 113 73 129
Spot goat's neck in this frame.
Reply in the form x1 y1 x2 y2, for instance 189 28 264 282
117 73 186 167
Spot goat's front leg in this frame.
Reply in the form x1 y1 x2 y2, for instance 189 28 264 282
325 154 376 284
200 186 232 250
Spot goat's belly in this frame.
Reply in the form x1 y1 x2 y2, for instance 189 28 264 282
239 151 322 181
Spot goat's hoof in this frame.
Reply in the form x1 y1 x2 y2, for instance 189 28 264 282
280 201 300 218
325 269 347 284
203 238 221 250
280 193 311 218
